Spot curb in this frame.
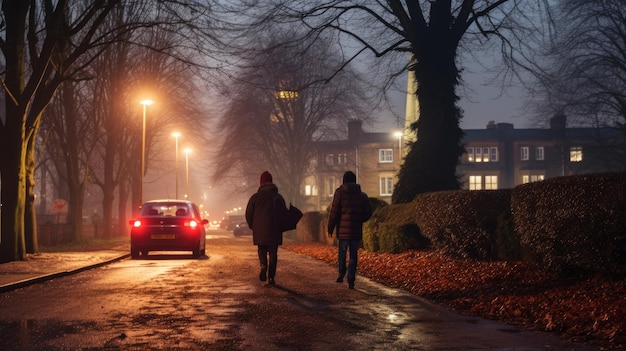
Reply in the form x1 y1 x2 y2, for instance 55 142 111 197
0 253 130 294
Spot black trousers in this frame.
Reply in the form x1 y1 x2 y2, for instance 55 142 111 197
257 245 278 279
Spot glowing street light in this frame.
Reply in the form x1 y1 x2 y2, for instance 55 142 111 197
139 99 153 204
172 132 181 199
184 148 192 200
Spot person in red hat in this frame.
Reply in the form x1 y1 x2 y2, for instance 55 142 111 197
245 171 288 285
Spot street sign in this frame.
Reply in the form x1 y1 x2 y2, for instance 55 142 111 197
51 199 68 214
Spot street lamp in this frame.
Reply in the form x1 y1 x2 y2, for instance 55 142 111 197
184 148 191 200
139 99 153 205
172 132 181 199
394 131 403 159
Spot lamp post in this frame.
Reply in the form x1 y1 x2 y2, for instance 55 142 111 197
139 99 153 205
184 148 191 200
172 132 181 199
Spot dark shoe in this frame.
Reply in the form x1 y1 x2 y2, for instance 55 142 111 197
348 281 354 289
336 272 345 283
259 268 267 282
268 278 275 285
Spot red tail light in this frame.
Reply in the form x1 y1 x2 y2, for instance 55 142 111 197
187 220 198 228
132 220 142 228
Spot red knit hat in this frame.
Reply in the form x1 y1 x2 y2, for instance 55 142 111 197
260 171 273 184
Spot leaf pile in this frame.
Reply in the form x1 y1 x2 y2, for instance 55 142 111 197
284 243 625 350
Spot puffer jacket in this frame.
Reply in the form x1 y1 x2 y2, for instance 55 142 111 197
327 183 373 240
245 183 287 246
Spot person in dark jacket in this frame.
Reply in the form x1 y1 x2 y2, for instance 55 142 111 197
245 171 288 285
327 171 373 289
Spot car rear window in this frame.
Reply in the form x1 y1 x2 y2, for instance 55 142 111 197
142 203 190 217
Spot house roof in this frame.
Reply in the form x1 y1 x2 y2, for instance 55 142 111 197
463 123 622 142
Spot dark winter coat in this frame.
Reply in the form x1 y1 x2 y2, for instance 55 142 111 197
327 183 373 240
245 183 288 246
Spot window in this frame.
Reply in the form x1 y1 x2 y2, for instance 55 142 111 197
304 185 318 196
475 147 482 162
466 146 498 162
490 147 498 162
485 176 498 190
380 177 393 196
327 177 336 197
522 174 545 184
521 147 529 161
337 153 347 165
570 147 583 162
536 147 544 160
469 175 482 190
325 154 334 165
482 147 489 162
379 149 393 163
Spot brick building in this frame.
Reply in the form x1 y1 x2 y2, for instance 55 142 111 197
458 115 625 190
300 116 624 211
300 120 402 212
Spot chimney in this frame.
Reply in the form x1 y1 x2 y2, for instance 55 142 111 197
550 113 566 129
348 120 363 142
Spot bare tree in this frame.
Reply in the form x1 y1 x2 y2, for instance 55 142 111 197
534 1 626 127
212 32 371 207
223 0 553 203
0 0 219 262
39 79 99 242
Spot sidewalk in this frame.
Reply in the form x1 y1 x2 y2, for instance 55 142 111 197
0 246 129 293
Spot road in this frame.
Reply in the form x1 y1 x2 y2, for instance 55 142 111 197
0 231 597 350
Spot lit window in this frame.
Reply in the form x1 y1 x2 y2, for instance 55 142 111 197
379 149 393 163
490 147 498 162
275 90 299 99
522 174 544 184
521 147 529 161
485 175 498 190
570 147 583 162
305 185 311 196
531 175 544 182
327 177 336 197
482 147 489 162
325 154 334 165
469 175 482 190
337 153 347 165
536 147 544 160
467 146 498 163
380 177 393 196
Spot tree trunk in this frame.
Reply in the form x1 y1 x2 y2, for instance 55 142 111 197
102 180 115 238
118 181 129 237
25 128 40 254
0 124 28 262
393 39 464 202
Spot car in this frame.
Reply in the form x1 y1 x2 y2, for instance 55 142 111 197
129 199 208 258
233 222 252 237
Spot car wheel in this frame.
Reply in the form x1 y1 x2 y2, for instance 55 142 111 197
193 244 200 258
131 247 139 259
141 250 149 256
